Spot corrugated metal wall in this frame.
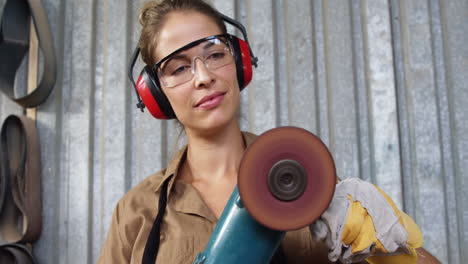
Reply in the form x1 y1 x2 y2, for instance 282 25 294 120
0 0 466 263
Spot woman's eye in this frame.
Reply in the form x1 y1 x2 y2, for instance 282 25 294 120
207 52 226 61
171 65 190 76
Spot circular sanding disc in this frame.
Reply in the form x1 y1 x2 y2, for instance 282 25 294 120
238 127 336 231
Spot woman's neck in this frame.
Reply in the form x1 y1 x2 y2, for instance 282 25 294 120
182 121 245 184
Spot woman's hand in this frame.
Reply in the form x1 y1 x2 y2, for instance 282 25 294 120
310 178 423 264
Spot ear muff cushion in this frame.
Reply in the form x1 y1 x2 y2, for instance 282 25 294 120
136 66 176 119
230 36 253 90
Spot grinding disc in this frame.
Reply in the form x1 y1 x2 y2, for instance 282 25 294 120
238 127 336 231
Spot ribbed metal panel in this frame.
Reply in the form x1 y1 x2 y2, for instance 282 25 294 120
0 0 466 263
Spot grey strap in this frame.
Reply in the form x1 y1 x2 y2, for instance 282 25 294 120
0 0 57 108
0 115 42 244
0 115 42 264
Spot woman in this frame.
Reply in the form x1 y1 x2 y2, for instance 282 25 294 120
98 0 438 263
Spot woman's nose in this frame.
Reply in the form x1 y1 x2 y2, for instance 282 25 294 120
192 57 214 88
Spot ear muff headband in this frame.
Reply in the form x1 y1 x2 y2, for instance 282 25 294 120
128 12 257 120
217 12 258 68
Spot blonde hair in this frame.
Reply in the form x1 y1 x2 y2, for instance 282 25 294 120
138 0 227 66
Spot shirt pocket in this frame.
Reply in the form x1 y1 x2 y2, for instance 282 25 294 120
156 235 194 264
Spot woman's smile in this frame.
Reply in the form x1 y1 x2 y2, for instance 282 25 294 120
194 91 226 109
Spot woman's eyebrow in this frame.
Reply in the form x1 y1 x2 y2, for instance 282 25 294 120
168 53 190 61
203 41 215 49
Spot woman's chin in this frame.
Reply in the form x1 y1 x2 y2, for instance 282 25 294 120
186 110 237 135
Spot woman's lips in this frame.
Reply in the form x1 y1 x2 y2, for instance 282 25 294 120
195 92 225 109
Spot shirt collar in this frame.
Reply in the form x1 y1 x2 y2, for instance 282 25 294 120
152 131 257 193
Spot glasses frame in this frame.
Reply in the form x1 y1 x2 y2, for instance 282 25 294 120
154 33 232 73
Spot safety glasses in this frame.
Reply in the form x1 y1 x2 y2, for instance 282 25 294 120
154 34 234 88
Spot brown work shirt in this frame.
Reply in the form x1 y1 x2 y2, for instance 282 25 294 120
97 132 331 263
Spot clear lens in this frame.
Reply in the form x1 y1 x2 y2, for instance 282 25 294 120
157 37 234 88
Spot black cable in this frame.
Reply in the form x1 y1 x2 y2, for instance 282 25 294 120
142 177 170 264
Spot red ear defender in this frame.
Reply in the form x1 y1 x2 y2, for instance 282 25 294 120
136 73 165 119
136 66 176 119
238 37 253 89
229 35 253 90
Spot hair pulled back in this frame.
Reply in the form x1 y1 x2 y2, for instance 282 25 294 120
138 0 227 66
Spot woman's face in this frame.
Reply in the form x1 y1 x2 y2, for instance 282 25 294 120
155 11 240 135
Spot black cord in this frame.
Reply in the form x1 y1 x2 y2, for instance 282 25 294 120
142 178 170 264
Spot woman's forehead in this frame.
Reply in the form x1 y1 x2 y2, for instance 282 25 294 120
155 11 223 61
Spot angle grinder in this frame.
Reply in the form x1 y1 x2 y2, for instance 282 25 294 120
193 126 336 264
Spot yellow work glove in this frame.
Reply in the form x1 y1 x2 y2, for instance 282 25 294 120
310 178 423 264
